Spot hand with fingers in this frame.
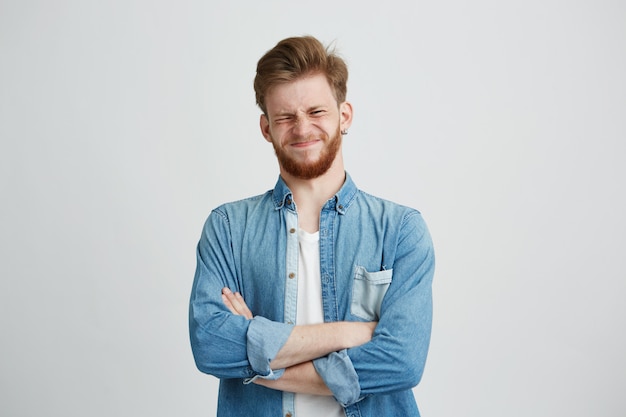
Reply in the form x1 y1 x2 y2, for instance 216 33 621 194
221 287 253 319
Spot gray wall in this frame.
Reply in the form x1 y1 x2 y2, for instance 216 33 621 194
1 1 624 416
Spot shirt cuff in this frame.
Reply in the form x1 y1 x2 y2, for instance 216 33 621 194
244 316 294 383
313 349 361 407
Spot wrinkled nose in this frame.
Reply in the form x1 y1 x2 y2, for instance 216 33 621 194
292 115 312 137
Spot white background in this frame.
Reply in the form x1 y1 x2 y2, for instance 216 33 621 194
1 1 624 416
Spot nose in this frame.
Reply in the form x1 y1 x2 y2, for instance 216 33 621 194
292 114 312 137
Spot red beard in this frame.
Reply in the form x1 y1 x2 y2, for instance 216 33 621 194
271 126 342 180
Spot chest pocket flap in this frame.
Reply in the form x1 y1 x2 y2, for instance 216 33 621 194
351 266 393 321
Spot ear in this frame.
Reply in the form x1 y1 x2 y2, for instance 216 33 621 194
260 113 272 143
339 101 353 132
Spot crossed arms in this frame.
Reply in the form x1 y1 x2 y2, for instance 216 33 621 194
221 287 376 395
190 207 435 406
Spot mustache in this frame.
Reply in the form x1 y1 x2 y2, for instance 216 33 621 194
288 134 327 143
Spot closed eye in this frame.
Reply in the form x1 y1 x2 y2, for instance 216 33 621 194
274 116 293 123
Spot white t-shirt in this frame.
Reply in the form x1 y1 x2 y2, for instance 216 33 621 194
295 229 345 417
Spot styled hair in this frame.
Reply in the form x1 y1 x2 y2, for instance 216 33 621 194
254 36 348 114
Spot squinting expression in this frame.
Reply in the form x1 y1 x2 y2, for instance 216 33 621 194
261 74 349 180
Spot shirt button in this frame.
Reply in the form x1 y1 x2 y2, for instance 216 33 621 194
288 272 295 279
286 413 292 417
289 228 296 234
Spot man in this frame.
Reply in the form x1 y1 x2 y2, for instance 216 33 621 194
189 35 435 417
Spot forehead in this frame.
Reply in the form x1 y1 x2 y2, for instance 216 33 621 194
265 73 337 114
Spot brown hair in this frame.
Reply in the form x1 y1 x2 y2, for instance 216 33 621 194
254 36 348 114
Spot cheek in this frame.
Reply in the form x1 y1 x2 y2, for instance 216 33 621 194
267 129 287 147
274 131 289 145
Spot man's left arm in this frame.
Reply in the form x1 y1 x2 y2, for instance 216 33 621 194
253 361 332 395
316 211 435 406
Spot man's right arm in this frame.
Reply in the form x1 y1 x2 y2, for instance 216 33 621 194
222 287 376 371
190 211 295 381
269 321 375 369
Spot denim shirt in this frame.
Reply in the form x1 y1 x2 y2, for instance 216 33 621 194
189 174 435 417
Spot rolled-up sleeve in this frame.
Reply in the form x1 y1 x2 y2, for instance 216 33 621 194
244 316 293 382
313 350 361 407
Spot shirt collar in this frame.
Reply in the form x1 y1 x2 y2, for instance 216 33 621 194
271 172 358 214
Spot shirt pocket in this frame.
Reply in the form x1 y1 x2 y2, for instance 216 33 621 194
350 266 393 321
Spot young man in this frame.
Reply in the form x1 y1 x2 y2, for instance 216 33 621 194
189 36 435 417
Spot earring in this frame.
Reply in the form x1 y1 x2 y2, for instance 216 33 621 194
341 129 348 135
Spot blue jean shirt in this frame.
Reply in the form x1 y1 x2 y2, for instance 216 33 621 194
189 173 435 417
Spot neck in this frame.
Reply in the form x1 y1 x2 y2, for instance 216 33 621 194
281 154 345 205
280 154 345 233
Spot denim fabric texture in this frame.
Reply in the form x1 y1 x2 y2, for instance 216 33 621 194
189 173 435 417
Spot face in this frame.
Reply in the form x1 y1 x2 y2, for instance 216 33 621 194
260 73 352 180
